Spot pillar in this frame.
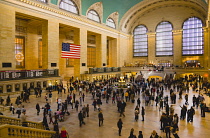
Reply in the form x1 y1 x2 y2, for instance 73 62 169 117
0 4 15 70
173 30 182 66
12 84 15 93
147 33 156 65
74 28 87 77
3 84 7 93
42 20 59 69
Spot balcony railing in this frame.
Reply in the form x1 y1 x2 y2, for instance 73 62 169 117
0 124 55 138
0 69 59 81
89 67 121 74
0 115 44 129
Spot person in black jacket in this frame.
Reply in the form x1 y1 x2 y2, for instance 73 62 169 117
141 106 145 121
117 118 123 136
36 103 40 115
138 131 143 138
78 111 85 127
98 111 104 127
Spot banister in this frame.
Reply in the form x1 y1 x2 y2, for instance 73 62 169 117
0 115 44 129
0 124 55 138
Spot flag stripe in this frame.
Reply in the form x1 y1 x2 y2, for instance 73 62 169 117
61 43 81 59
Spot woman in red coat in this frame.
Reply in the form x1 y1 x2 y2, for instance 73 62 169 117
60 127 68 138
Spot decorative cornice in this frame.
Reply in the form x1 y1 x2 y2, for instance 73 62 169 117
203 27 208 32
172 29 182 35
9 0 129 38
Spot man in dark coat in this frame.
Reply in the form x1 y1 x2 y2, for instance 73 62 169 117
98 111 104 127
117 118 123 136
78 111 85 127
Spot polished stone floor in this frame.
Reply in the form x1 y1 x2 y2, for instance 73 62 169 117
2 87 210 138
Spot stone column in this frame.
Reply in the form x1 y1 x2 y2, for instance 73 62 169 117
25 23 38 69
42 20 59 70
40 81 44 88
95 34 102 67
0 4 16 70
147 33 156 65
203 27 209 68
12 84 15 93
74 28 87 77
110 38 118 67
173 30 182 67
3 84 7 93
100 34 107 67
20 83 23 92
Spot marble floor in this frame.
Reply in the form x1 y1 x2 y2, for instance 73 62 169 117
1 87 210 138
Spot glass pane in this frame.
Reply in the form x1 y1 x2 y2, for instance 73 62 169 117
133 25 148 57
182 17 203 55
156 22 173 56
59 0 78 14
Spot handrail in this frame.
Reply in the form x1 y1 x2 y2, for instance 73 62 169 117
0 115 44 129
0 124 55 138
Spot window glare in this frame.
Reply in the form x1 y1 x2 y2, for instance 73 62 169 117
87 10 100 23
133 25 148 57
182 17 203 55
156 22 173 56
106 18 116 29
60 0 79 14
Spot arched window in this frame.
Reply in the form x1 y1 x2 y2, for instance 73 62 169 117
133 25 148 57
60 0 79 14
106 18 116 29
87 10 100 23
36 0 47 3
182 17 203 55
156 21 173 56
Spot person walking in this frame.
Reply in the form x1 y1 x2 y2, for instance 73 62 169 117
98 111 104 127
135 110 139 121
138 131 143 138
137 98 141 107
117 118 123 136
36 103 40 115
185 94 189 105
60 126 68 138
141 106 145 121
16 105 21 118
78 111 85 127
86 104 89 117
20 111 28 127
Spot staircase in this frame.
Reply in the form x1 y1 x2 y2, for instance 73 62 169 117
0 115 55 138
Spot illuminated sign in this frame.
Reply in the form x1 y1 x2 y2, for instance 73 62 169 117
15 52 24 62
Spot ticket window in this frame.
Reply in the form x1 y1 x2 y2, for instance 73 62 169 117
0 86 3 93
23 83 27 91
15 84 20 91
37 82 41 88
7 85 12 92
43 81 47 87
30 82 34 88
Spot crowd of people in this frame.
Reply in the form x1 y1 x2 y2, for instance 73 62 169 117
0 73 209 138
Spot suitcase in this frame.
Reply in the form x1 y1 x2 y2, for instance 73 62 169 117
132 99 135 103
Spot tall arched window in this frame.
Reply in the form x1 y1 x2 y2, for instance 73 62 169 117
60 0 79 14
156 21 173 56
182 17 203 55
87 10 100 23
106 18 116 29
133 25 148 57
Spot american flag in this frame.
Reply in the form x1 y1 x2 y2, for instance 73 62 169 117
61 43 81 59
